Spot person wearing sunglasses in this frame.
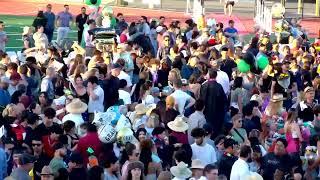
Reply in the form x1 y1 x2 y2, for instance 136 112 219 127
230 113 249 145
157 35 171 60
31 136 51 180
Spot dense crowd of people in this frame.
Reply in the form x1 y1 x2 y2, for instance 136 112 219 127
0 2 320 180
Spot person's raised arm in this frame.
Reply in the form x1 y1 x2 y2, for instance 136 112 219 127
88 86 99 100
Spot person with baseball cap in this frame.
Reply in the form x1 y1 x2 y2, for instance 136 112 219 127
68 152 86 180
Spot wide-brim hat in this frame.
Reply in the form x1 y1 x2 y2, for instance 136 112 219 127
243 172 263 180
135 104 148 115
146 104 157 117
167 116 189 132
250 94 263 106
40 166 54 176
191 159 205 169
304 86 314 93
170 162 192 179
270 94 286 102
66 98 88 114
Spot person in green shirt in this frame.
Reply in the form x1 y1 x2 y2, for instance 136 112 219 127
49 143 67 177
230 113 248 145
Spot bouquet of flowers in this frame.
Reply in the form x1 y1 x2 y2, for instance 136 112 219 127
278 72 289 80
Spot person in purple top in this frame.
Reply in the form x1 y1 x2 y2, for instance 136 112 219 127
56 4 74 46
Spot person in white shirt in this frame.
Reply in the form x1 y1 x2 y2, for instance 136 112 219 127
209 59 230 95
87 76 104 118
40 67 55 99
116 59 132 88
118 79 131 105
230 145 252 180
191 128 217 165
33 25 49 50
170 79 195 115
62 98 87 133
188 100 206 144
84 19 96 57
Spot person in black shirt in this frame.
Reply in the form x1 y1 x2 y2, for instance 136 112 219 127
271 60 297 110
68 152 87 180
218 138 238 179
242 102 262 134
75 7 88 43
220 47 237 80
35 107 62 138
102 64 120 109
23 111 40 147
297 86 317 122
32 11 47 31
261 138 295 180
32 136 51 180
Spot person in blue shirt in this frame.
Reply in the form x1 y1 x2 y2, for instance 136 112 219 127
224 20 238 43
43 4 55 42
0 77 11 108
0 139 7 180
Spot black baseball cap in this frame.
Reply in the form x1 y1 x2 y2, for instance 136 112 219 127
19 153 37 165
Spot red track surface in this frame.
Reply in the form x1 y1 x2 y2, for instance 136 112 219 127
0 0 319 37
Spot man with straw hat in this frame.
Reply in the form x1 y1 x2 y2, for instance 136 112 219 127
190 159 206 180
170 162 192 180
62 98 87 131
40 166 54 180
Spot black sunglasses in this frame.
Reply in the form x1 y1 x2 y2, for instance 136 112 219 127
32 143 42 147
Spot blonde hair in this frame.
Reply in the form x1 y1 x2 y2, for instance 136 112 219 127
74 64 87 76
286 110 298 123
166 96 175 109
232 113 243 123
169 68 182 81
265 101 283 116
83 68 98 80
2 104 16 117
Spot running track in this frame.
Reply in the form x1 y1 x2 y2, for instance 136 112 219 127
0 0 319 37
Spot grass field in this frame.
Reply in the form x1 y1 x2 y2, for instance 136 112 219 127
1 14 262 52
0 15 78 52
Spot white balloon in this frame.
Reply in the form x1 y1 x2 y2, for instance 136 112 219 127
115 115 131 132
98 124 117 143
92 111 112 128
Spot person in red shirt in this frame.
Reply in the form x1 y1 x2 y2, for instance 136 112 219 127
75 123 102 165
42 126 63 158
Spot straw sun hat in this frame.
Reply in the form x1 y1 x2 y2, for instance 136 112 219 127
66 98 88 114
270 94 286 103
167 116 189 132
134 104 148 115
170 162 192 179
